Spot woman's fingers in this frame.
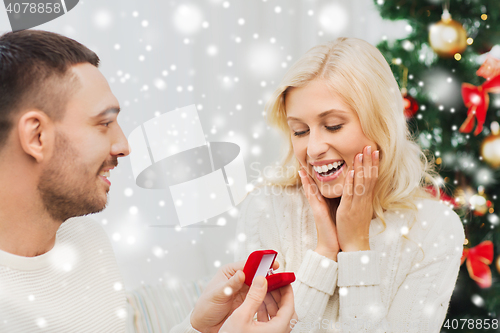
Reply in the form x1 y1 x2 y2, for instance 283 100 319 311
361 146 373 196
371 149 380 187
299 168 322 203
353 152 365 202
360 145 379 198
340 161 354 210
300 166 339 255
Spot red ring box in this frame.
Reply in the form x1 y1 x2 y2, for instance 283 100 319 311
243 249 296 292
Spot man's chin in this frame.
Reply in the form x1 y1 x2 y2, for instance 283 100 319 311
74 192 109 217
78 203 107 217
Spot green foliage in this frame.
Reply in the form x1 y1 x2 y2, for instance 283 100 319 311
374 1 500 331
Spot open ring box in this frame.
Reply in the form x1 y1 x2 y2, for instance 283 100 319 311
243 249 296 292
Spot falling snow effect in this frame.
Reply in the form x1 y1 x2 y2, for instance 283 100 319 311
73 4 488 318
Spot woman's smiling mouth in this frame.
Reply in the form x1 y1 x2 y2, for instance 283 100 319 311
312 160 346 182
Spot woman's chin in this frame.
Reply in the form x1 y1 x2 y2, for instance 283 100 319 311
319 186 343 199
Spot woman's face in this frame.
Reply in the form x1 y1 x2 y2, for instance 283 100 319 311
285 79 378 198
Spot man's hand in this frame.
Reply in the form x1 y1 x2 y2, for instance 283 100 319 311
190 260 280 333
219 276 296 333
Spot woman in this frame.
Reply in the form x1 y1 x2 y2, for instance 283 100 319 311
235 37 465 332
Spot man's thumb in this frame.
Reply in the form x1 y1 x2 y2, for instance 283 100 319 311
237 276 267 318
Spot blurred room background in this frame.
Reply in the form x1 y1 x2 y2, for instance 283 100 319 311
0 0 414 290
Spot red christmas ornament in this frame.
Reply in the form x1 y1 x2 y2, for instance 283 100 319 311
402 88 419 119
461 240 494 289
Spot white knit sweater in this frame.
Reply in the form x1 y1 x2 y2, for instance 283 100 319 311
233 185 465 333
0 217 127 333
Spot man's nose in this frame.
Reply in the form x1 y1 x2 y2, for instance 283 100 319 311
111 125 131 157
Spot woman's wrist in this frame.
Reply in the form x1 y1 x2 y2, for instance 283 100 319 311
314 246 338 261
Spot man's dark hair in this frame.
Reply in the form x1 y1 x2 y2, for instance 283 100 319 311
0 30 100 151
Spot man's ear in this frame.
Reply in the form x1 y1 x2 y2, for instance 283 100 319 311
17 110 54 163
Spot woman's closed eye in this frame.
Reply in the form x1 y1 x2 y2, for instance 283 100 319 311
293 124 343 137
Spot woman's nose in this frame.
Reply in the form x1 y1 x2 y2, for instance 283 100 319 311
307 129 329 161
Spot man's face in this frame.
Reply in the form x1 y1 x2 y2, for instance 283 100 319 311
37 63 130 222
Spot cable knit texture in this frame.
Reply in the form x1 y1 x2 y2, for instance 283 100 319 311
234 185 465 333
0 216 126 333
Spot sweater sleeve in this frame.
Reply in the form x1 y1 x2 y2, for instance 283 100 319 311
291 250 338 332
337 204 465 333
234 187 338 333
169 310 201 333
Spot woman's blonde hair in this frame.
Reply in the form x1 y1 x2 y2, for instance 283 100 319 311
262 37 445 261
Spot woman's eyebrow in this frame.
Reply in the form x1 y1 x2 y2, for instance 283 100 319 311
287 109 349 121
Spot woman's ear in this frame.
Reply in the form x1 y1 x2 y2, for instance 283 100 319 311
17 110 54 163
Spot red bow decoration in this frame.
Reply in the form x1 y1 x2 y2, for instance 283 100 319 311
460 240 494 288
424 185 459 208
459 75 500 136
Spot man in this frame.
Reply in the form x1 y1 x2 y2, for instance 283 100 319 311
0 30 295 332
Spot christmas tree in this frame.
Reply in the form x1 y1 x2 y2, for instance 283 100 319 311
374 0 500 332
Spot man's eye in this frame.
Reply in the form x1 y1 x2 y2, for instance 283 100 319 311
293 129 309 137
102 121 113 127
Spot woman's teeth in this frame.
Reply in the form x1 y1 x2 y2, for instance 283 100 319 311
313 161 345 176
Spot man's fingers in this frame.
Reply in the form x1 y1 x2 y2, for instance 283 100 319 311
222 270 245 297
263 292 279 318
273 285 295 320
235 276 268 320
221 260 246 277
270 288 282 305
263 285 296 333
256 302 269 322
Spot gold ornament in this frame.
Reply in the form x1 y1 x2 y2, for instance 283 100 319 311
453 185 474 208
481 121 500 169
469 186 492 217
496 255 500 274
453 185 493 216
429 9 467 58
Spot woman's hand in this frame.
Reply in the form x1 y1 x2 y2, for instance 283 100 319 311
336 145 379 252
298 167 340 261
